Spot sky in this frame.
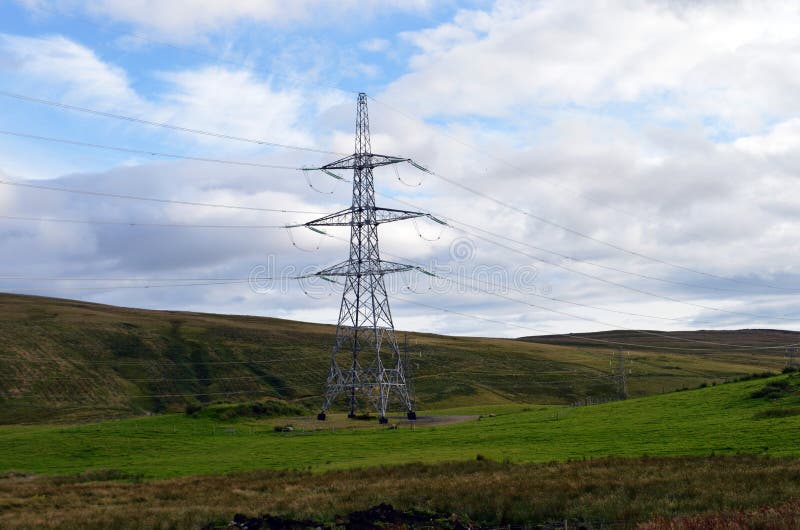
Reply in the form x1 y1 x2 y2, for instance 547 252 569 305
2 0 800 339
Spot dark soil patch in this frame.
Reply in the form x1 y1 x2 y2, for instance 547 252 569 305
206 503 601 530
205 503 476 529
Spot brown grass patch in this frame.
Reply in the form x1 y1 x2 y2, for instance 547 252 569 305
1 456 800 529
641 499 800 529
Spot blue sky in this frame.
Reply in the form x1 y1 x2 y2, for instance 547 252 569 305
2 1 800 339
0 1 471 174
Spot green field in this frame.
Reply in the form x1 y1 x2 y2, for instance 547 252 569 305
2 373 800 528
2 373 799 479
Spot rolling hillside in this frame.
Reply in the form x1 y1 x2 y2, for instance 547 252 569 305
521 328 800 356
0 292 789 423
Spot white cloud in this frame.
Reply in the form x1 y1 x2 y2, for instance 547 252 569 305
16 0 435 40
360 38 391 53
0 33 143 109
0 33 344 160
733 119 800 156
386 0 800 132
155 66 313 151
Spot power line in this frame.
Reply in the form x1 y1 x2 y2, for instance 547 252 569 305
5 163 790 322
0 178 328 214
3 219 793 332
368 95 648 222
7 262 794 351
394 294 792 352
378 247 711 325
419 165 796 292
425 272 797 349
9 122 701 325
287 229 800 335
9 167 784 321
0 260 726 327
445 218 783 295
0 214 290 229
365 190 800 322
368 95 798 295
4 280 250 290
0 207 688 323
0 90 347 156
0 129 302 170
9 95 785 301
0 276 249 281
0 272 332 291
321 267 794 350
442 226 800 323
351 226 795 328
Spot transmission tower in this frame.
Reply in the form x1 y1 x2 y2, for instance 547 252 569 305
611 348 629 400
787 345 799 368
302 93 428 424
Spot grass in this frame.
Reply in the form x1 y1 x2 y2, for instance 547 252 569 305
189 399 309 421
2 456 800 529
642 499 800 529
0 292 790 423
1 374 800 479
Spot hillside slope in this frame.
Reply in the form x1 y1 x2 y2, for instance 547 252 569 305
520 328 800 356
0 292 787 423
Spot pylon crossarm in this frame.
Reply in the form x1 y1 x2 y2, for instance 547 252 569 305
313 153 409 171
306 260 419 278
372 207 433 224
293 207 434 228
406 159 432 174
297 207 353 227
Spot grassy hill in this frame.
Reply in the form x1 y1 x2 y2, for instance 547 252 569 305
521 328 800 356
0 292 789 423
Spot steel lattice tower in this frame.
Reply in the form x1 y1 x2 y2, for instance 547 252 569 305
302 93 428 423
787 345 799 368
612 348 629 400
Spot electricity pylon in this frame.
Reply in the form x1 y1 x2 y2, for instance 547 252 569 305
302 93 431 423
612 348 629 400
787 345 799 368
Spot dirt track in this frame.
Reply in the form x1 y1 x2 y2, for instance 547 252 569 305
277 414 479 431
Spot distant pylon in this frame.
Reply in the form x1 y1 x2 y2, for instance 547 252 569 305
787 345 799 368
301 93 432 423
612 347 629 400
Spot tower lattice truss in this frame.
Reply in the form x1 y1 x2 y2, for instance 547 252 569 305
303 93 428 423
